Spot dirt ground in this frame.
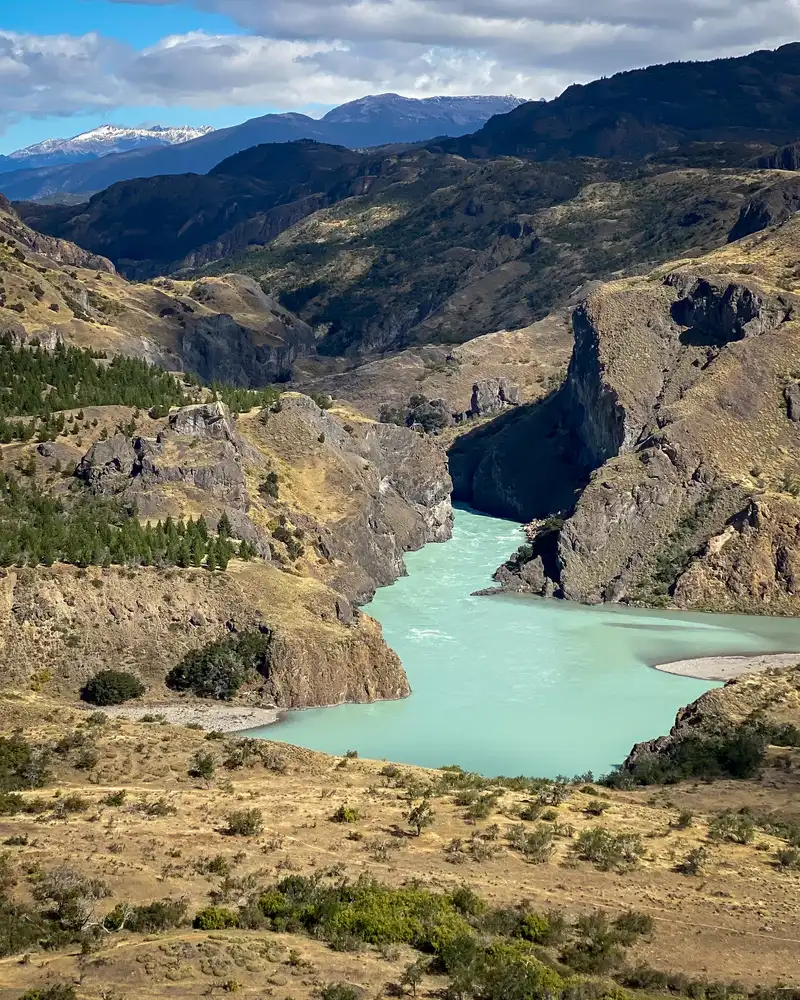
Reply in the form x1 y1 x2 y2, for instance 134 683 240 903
1 694 799 999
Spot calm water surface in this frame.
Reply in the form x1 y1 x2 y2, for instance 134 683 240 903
250 508 800 777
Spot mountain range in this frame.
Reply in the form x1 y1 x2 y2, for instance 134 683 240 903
0 125 215 175
0 94 525 202
436 42 800 161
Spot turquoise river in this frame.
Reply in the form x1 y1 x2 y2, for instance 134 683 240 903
251 507 800 777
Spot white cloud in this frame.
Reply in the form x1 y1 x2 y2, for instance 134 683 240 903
3 0 800 132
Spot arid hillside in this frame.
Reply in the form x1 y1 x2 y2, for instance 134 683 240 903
0 193 316 385
0 692 799 1000
204 165 799 358
488 211 800 615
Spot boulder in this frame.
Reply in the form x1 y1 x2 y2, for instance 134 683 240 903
470 378 522 417
168 401 237 441
76 435 138 489
785 383 800 422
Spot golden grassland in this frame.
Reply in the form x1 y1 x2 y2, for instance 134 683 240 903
1 695 799 998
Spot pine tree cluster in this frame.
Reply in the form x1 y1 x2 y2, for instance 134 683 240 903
0 336 189 419
0 339 284 440
0 473 255 570
210 382 282 414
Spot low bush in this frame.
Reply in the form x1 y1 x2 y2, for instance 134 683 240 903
508 824 555 864
0 735 50 792
708 810 756 845
775 847 800 870
572 828 645 872
166 631 271 700
317 986 360 1000
331 804 360 824
194 905 239 930
101 790 127 807
189 751 216 780
676 847 708 876
105 897 188 933
560 910 651 975
19 986 78 1000
225 809 264 837
606 725 767 787
80 669 145 706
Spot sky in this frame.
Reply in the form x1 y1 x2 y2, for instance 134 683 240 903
2 0 800 154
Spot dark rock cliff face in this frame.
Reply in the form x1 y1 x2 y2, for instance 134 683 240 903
728 174 800 242
480 246 800 611
176 275 317 386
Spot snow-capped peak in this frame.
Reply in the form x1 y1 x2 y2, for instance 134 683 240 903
2 125 215 173
322 94 528 127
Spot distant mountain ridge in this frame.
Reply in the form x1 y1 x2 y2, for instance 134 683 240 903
0 124 215 174
435 42 800 161
0 94 526 202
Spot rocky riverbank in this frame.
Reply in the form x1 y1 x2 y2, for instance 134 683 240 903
652 651 800 681
98 702 282 732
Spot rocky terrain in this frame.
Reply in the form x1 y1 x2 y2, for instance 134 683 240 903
0 193 316 384
0 389 452 708
197 164 799 358
621 664 800 780
490 212 800 615
0 194 455 714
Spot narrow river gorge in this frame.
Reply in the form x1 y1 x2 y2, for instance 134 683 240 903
252 507 800 777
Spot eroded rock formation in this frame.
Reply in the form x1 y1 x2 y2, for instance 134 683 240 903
488 213 800 613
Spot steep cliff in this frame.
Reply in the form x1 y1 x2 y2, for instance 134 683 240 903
492 213 800 614
0 389 451 707
0 196 315 383
620 664 800 778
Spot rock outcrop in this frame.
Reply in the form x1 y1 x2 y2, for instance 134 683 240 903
1 389 452 708
1 562 408 707
0 198 316 385
488 213 800 614
74 395 453 607
621 663 800 775
470 378 521 417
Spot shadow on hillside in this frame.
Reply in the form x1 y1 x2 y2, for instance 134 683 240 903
447 386 592 522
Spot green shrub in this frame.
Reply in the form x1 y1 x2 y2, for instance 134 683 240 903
674 809 694 829
166 632 271 700
194 905 239 930
775 847 800 870
0 735 50 791
465 793 498 821
331 804 360 824
518 825 556 864
408 799 435 837
560 910 651 975
19 986 78 1000
572 828 645 872
80 669 144 706
259 873 471 952
318 986 360 1000
516 912 552 944
189 751 216 780
676 847 708 876
225 809 264 837
104 897 188 933
606 725 767 787
101 790 127 807
708 810 756 845
0 792 24 815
